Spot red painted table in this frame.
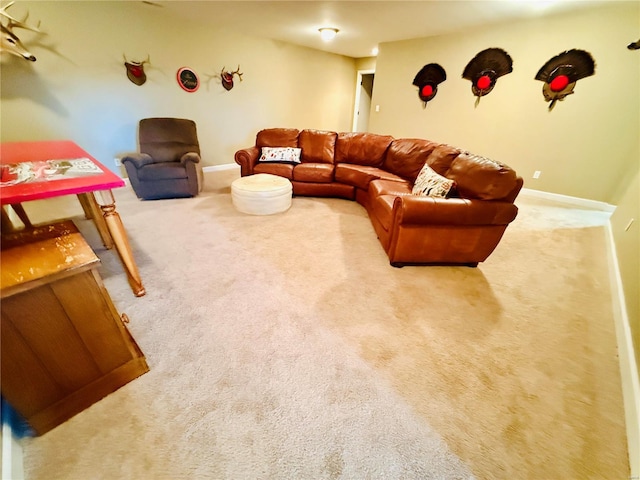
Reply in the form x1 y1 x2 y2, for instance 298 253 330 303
1 140 145 296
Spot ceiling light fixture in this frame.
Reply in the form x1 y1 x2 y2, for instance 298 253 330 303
319 27 339 42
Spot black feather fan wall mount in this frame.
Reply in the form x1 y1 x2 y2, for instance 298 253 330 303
535 49 596 111
462 48 513 104
412 63 447 107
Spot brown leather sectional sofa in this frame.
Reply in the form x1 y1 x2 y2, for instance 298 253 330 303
234 128 523 267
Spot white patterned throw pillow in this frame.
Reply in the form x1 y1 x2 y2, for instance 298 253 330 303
412 163 455 198
259 147 302 164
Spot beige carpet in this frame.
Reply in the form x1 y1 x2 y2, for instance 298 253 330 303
18 168 629 479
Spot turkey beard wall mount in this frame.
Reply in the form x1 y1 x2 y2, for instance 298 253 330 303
412 63 446 107
462 48 513 106
535 49 596 111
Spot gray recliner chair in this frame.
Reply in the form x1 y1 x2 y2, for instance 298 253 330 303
122 118 203 200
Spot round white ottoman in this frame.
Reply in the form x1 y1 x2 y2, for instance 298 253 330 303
231 173 292 215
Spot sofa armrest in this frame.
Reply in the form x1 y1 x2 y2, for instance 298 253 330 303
393 195 518 226
234 147 260 177
180 152 200 165
122 152 153 169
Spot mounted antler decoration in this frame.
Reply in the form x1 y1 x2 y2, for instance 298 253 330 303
412 63 446 107
0 1 42 62
462 48 513 105
535 49 596 111
123 54 150 86
220 65 243 91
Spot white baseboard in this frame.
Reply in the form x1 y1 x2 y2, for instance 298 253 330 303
605 223 640 479
522 187 636 476
203 163 239 173
1 421 24 480
519 188 616 213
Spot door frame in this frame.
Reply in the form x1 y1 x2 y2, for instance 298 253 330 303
352 69 375 132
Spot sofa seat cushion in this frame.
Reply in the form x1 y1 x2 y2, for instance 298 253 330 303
138 162 189 181
254 162 294 179
377 170 413 184
256 128 300 148
334 164 406 190
293 163 334 183
299 129 337 164
335 132 394 166
334 164 382 189
368 178 413 198
448 152 519 200
383 138 439 181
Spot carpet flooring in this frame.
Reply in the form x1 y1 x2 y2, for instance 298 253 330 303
17 168 629 479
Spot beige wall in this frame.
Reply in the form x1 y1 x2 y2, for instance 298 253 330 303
369 2 639 204
355 57 377 71
0 1 356 170
611 171 640 367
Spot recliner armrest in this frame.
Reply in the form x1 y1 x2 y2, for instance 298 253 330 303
180 152 200 165
122 153 153 169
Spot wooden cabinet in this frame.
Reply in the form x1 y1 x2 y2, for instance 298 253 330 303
1 221 149 435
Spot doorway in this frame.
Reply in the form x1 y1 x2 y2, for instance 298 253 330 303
352 69 375 132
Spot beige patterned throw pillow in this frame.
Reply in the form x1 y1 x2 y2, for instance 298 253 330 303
259 147 302 164
412 163 455 198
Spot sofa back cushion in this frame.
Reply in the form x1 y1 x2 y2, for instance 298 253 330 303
447 152 519 200
298 129 337 164
256 128 300 148
335 132 394 166
383 138 439 181
424 144 462 176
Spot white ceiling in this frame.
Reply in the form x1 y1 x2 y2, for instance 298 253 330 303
146 1 610 58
